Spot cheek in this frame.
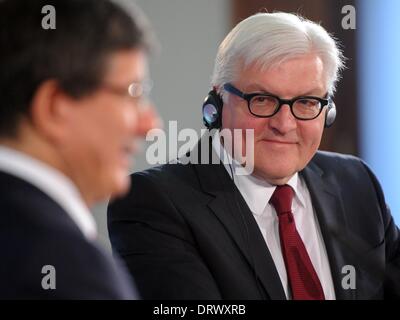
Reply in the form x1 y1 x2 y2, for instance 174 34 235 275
298 121 324 156
123 104 139 133
222 106 265 155
222 103 260 131
104 104 138 141
221 104 232 128
76 108 134 171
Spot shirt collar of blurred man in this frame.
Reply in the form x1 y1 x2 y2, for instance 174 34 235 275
0 146 97 240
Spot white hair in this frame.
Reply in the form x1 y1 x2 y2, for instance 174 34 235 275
211 12 345 96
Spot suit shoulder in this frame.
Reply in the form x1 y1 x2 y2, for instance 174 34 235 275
312 150 365 171
130 162 199 189
310 151 381 191
313 150 361 163
1 208 133 299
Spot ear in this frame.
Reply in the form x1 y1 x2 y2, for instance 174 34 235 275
29 80 74 144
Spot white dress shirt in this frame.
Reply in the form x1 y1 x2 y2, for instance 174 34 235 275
212 132 336 299
0 146 97 241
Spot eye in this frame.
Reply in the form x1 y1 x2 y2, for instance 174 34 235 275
297 99 319 107
254 96 267 103
252 95 276 105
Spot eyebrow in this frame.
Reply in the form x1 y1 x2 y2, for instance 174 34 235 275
244 83 326 97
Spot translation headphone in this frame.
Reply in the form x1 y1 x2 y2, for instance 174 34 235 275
202 89 224 130
202 88 337 129
324 99 336 128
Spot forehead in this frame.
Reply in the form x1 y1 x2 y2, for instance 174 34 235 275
103 48 148 83
237 54 327 96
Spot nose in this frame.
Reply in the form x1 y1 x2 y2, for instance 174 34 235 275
134 99 162 137
268 103 297 135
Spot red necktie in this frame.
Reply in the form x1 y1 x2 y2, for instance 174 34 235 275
270 185 325 300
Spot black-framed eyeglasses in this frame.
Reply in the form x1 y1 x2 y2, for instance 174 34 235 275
99 79 153 100
223 83 330 120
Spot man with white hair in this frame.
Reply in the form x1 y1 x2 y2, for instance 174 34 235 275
108 12 400 299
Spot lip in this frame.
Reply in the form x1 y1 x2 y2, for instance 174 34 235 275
122 140 138 155
261 139 297 145
120 151 131 164
120 144 135 165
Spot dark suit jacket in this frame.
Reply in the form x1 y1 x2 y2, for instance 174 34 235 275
0 171 136 299
108 139 400 299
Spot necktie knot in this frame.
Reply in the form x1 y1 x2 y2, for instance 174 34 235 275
270 185 294 215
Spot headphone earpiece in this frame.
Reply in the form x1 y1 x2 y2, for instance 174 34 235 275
324 99 336 128
202 89 223 129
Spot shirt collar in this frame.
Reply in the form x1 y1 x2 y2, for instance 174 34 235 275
0 146 97 240
212 131 306 215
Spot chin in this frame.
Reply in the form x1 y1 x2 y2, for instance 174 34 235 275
254 163 298 184
100 171 130 201
112 177 131 198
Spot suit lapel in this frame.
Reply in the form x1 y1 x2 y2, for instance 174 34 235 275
301 161 356 299
191 136 286 299
230 183 288 299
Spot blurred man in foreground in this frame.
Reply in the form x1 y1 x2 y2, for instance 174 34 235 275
0 0 158 299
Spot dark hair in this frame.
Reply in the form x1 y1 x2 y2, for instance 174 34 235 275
0 0 153 136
